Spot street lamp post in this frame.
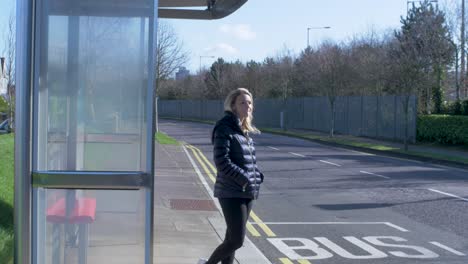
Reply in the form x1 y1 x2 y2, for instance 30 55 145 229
199 55 215 72
307 26 331 48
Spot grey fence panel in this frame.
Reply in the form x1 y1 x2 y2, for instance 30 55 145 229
158 100 169 116
378 96 396 140
203 100 224 121
362 96 378 137
285 98 304 129
180 100 202 119
318 97 331 132
255 99 282 128
334 97 348 134
347 96 362 136
159 100 182 118
253 99 269 127
157 100 165 116
159 95 417 142
303 97 330 132
303 97 319 130
409 96 417 141
395 95 417 142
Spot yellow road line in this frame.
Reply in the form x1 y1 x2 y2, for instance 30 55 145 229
250 211 276 237
279 258 294 264
246 222 261 237
298 260 312 264
187 145 216 183
186 144 261 237
191 145 217 174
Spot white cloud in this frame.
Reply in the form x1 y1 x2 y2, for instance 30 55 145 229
219 24 256 40
204 43 238 54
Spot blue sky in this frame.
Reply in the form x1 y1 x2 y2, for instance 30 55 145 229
1 0 453 74
0 0 15 58
168 0 409 72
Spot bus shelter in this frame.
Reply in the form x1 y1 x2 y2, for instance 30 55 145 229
15 1 247 264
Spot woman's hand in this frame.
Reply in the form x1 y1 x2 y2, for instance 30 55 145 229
242 182 248 192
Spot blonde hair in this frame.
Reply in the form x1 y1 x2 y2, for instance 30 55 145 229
224 88 260 134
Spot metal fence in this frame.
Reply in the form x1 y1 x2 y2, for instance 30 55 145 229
159 95 417 142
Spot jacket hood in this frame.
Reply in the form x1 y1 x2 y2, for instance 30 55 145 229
211 111 243 144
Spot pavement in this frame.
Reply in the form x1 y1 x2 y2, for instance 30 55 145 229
153 142 269 264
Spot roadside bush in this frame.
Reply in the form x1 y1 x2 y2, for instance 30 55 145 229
417 115 468 144
441 100 462 115
462 99 468 115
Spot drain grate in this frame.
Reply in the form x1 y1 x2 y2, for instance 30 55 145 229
169 199 217 211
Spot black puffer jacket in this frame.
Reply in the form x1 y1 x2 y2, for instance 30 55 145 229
211 111 263 199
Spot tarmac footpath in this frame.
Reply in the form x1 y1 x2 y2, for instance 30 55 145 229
154 142 271 264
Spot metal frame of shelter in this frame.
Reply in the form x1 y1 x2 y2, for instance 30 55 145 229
14 1 247 264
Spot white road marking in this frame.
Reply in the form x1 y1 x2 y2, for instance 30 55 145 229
383 222 409 232
314 236 388 259
428 188 468 202
349 150 375 156
360 170 390 179
289 152 306 157
268 146 280 150
249 222 409 232
319 160 341 167
182 146 273 264
429 242 466 256
433 163 468 173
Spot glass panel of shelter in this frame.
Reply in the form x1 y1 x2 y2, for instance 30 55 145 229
32 1 154 263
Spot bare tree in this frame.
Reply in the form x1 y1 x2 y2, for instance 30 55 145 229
245 60 261 97
156 21 189 94
348 28 393 96
317 42 353 137
274 46 295 100
292 47 321 97
442 0 466 99
3 11 15 127
225 60 247 92
462 0 466 98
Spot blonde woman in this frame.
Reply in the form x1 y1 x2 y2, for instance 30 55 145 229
199 88 264 264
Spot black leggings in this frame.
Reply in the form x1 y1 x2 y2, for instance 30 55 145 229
206 198 253 264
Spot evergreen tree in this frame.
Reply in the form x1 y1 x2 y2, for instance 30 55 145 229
398 0 455 113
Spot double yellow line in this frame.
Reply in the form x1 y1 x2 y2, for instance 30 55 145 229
187 144 314 264
186 144 276 238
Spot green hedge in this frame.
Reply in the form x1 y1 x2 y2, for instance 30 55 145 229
417 115 468 145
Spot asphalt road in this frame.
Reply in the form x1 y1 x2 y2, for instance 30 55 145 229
160 119 468 264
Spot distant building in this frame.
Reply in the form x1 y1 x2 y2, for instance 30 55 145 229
175 67 190 80
0 57 7 96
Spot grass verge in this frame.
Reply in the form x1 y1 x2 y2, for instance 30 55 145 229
0 134 14 264
155 131 180 145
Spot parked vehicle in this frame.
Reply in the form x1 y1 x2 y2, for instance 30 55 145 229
0 119 11 134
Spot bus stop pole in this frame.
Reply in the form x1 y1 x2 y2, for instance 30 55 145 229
15 0 35 264
146 2 158 263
